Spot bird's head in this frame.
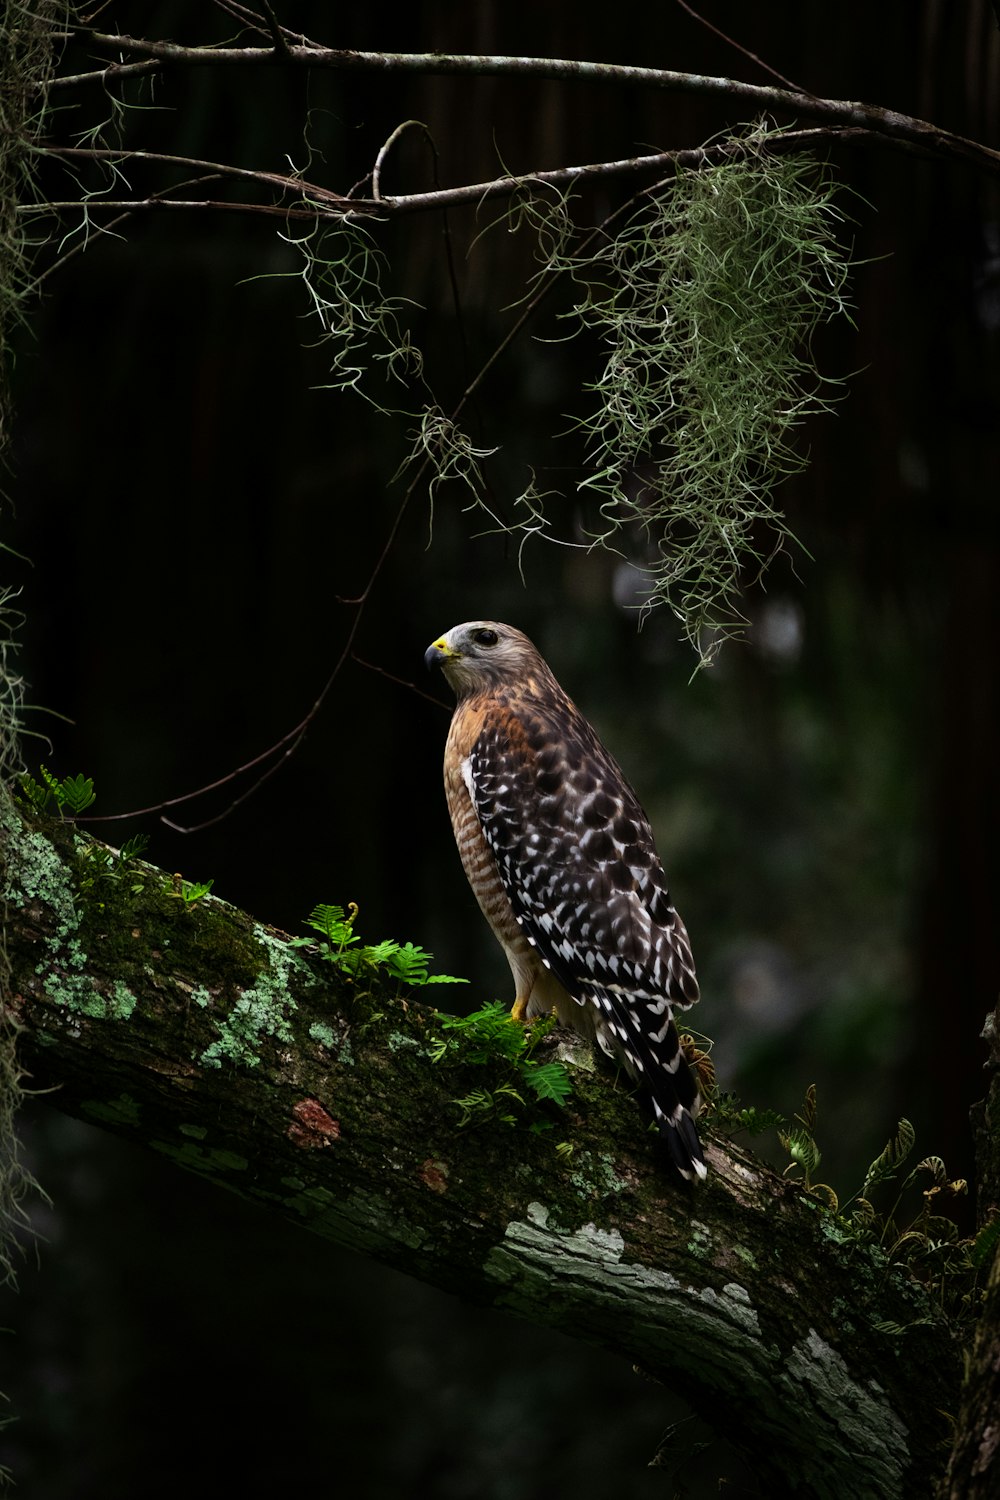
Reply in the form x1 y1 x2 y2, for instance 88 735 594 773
424 621 539 699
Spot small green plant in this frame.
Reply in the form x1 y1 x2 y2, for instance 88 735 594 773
708 1073 992 1327
162 874 214 907
853 1134 977 1330
429 1000 574 1131
758 1083 991 1330
844 1118 970 1257
777 1083 838 1206
710 1093 787 1139
291 902 468 988
19 766 96 816
970 1215 1000 1272
450 1082 526 1129
78 832 150 894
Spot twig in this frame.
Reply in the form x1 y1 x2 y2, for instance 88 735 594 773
351 652 452 710
371 119 432 202
30 142 360 211
211 0 321 51
673 0 812 96
260 0 292 60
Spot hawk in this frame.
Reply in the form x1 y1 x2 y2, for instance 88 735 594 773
425 620 706 1181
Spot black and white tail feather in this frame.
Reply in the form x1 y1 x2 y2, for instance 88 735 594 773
586 984 707 1182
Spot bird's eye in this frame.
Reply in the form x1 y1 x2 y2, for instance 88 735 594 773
473 628 499 647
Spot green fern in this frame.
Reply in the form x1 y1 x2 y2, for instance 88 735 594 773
452 1083 524 1128
293 902 467 989
430 1002 573 1132
775 1083 836 1202
523 1060 575 1105
78 831 150 894
162 875 214 907
715 1098 787 1138
698 1073 986 1332
862 1118 917 1199
970 1215 1000 1271
20 765 96 816
779 1125 822 1184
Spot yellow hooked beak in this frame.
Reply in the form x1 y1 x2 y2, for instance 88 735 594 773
424 635 460 671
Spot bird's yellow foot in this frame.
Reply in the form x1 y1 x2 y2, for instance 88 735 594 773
511 996 530 1023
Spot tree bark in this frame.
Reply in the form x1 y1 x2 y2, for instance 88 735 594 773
0 794 964 1497
942 1002 1000 1498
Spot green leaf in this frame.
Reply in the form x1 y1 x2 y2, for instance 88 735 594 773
732 1105 786 1137
39 765 64 802
523 1061 573 1105
118 832 150 862
795 1083 819 1133
364 939 404 969
806 1181 839 1212
59 773 96 814
18 772 52 811
305 903 358 948
916 1155 948 1186
863 1118 916 1198
780 1126 821 1180
438 1002 526 1062
301 907 466 987
182 878 213 904
19 765 97 815
970 1216 1000 1270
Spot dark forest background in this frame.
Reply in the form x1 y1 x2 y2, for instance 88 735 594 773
2 3 998 1496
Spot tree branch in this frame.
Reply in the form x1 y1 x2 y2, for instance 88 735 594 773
1 794 960 1497
47 35 1000 178
20 128 893 230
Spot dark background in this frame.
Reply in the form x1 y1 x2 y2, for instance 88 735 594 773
2 3 998 1495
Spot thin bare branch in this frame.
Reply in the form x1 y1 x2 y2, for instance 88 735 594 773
44 35 1000 176
673 0 812 96
29 142 361 211
260 0 292 59
371 119 433 202
22 128 881 230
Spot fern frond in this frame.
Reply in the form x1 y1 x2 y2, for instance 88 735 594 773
863 1118 916 1198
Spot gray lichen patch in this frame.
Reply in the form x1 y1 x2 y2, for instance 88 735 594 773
485 1201 630 1304
386 1031 422 1053
308 1022 339 1050
486 1202 910 1500
780 1328 910 1495
199 926 315 1070
2 806 80 928
567 1150 629 1198
4 813 144 1021
67 977 138 1021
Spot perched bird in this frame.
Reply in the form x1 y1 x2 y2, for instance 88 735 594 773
425 620 706 1181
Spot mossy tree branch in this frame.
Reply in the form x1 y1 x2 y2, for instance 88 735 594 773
1 793 962 1498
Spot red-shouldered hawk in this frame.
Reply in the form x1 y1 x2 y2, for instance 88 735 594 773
425 620 706 1181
